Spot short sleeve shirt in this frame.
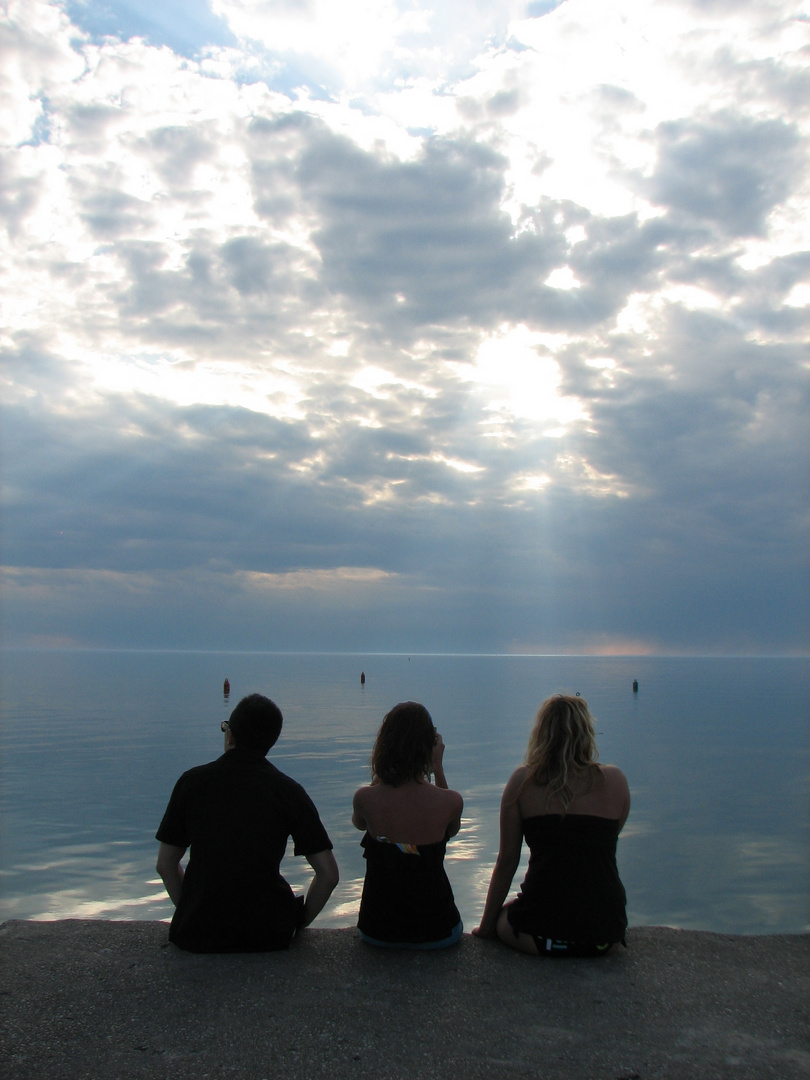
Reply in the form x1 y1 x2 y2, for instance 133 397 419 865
156 747 332 952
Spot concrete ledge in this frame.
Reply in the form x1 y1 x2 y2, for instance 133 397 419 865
1 921 808 1080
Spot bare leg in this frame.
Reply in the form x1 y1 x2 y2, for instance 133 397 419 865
495 907 540 954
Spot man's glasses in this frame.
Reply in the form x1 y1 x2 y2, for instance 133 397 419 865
221 720 230 733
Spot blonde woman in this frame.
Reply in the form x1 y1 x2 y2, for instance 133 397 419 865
473 695 630 957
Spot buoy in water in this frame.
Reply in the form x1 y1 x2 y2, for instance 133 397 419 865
632 679 638 693
360 671 365 685
224 678 230 696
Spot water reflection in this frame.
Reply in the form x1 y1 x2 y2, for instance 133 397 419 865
1 651 807 934
324 876 364 924
444 823 485 863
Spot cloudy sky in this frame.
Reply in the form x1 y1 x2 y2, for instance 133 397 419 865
1 0 808 655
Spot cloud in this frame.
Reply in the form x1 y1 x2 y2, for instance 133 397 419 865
1 0 808 654
646 113 804 237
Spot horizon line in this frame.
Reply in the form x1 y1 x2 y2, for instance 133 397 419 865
1 646 807 659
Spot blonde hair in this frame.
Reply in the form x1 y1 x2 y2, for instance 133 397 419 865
523 695 601 813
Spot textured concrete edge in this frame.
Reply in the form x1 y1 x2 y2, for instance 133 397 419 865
2 919 808 974
2 920 808 1080
2 918 808 950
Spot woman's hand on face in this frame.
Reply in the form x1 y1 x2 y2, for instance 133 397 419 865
431 731 445 772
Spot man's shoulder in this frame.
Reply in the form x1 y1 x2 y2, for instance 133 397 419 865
174 756 225 782
262 759 315 800
171 752 315 804
225 752 315 803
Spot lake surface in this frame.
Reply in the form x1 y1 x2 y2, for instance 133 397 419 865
0 650 807 935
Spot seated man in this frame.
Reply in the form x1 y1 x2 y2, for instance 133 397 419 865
156 693 339 952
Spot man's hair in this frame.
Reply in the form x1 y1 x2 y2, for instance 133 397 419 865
370 701 436 787
228 694 283 755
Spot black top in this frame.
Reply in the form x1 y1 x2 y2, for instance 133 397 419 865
156 748 332 952
507 814 627 943
357 832 460 944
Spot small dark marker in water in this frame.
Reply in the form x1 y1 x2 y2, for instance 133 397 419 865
633 680 639 692
360 671 365 685
223 678 230 696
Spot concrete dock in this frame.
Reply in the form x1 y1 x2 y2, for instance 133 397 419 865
1 920 808 1079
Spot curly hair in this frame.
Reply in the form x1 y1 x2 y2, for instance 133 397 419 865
370 701 436 787
523 694 602 813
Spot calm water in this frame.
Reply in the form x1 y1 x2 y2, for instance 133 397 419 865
0 650 807 935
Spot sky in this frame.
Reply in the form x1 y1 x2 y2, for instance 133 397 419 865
1 0 808 656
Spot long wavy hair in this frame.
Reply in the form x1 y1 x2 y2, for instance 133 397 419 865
371 701 436 787
522 695 602 813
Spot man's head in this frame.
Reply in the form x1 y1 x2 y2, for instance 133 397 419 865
227 694 283 755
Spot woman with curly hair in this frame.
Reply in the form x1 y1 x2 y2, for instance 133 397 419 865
352 701 463 949
473 694 630 957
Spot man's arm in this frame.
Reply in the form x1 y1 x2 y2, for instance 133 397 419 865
301 849 339 927
156 842 187 907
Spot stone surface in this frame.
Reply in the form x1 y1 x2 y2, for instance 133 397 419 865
1 921 808 1079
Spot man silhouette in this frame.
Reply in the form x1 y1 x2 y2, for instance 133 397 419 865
156 693 338 952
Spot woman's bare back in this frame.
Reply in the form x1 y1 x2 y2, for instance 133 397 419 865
353 779 463 846
516 763 630 827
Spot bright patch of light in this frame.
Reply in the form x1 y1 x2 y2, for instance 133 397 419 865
615 293 661 339
432 454 483 474
784 283 810 308
212 0 421 86
239 567 394 591
461 324 587 430
85 353 307 420
514 473 551 492
385 451 483 475
373 81 459 142
663 284 725 311
545 266 581 290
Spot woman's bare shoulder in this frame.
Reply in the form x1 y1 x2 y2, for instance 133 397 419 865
352 784 375 807
598 763 628 786
428 782 463 808
503 765 529 798
443 785 464 811
596 765 630 807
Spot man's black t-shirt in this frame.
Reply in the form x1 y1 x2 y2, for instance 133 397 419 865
156 747 332 952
